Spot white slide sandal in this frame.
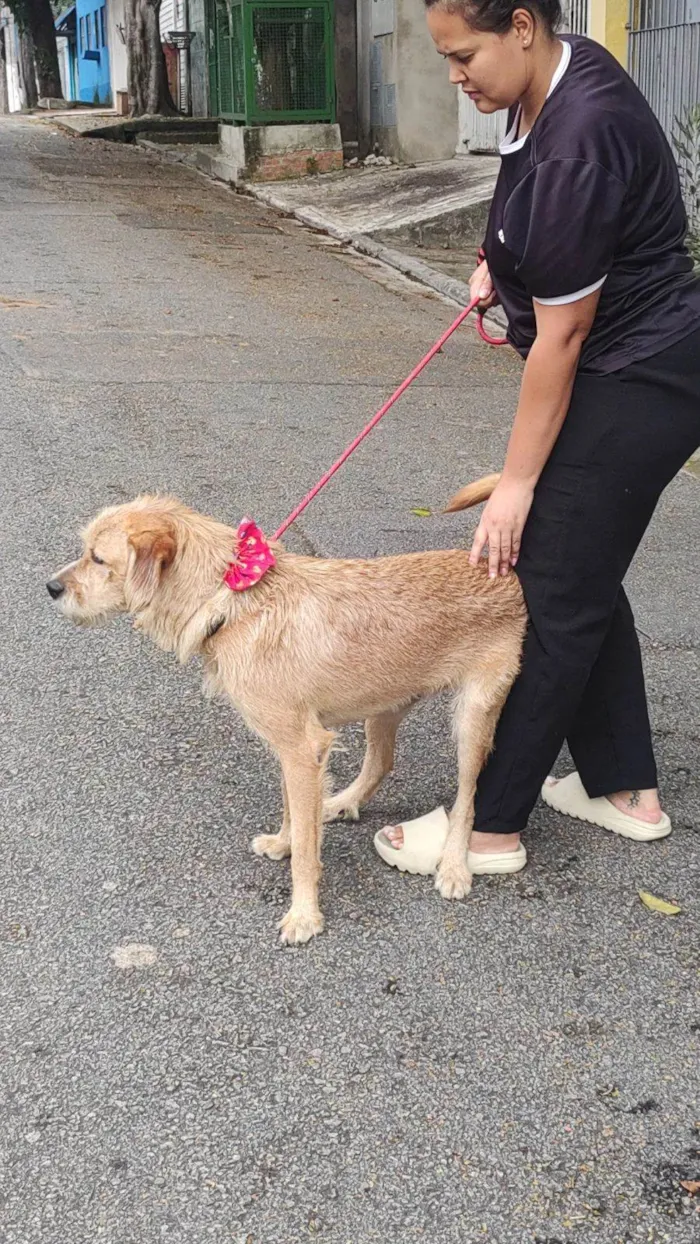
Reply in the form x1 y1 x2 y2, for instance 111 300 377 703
373 806 527 876
541 772 672 841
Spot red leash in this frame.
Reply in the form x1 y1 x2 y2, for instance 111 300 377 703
273 300 506 541
225 298 507 590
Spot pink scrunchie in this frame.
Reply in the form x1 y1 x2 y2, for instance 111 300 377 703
223 518 276 592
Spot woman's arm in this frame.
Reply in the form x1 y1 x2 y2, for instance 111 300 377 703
469 286 602 578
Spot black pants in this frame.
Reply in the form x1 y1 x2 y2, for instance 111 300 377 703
474 328 700 834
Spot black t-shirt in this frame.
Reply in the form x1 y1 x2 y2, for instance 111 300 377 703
484 35 700 374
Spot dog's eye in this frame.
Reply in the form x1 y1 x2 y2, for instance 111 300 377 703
91 552 105 565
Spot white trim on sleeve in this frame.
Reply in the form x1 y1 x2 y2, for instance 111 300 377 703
533 275 608 306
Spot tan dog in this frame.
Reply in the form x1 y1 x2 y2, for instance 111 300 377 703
47 479 524 944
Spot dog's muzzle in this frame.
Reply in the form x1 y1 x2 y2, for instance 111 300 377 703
47 579 65 600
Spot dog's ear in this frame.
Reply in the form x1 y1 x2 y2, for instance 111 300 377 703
125 517 177 611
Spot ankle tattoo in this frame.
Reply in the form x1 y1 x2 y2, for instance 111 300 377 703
628 790 641 809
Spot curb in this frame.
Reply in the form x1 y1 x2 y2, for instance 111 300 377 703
245 181 509 334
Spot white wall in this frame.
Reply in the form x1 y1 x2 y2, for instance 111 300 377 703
159 0 176 38
395 0 458 163
56 35 72 100
368 0 458 163
106 0 128 95
1 9 23 112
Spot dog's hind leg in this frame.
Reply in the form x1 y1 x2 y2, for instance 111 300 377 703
435 675 512 900
278 719 335 945
323 703 413 823
252 774 292 860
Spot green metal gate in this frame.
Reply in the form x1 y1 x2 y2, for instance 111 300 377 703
207 0 335 124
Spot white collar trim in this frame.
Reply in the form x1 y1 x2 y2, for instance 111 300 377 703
499 39 572 155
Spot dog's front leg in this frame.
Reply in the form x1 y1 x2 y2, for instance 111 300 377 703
277 744 327 945
252 774 292 860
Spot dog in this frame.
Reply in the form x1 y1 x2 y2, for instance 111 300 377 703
47 474 524 944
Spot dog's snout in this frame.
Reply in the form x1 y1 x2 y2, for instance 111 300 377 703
47 578 65 600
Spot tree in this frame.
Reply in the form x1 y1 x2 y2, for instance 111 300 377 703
124 0 176 116
19 26 38 107
5 0 63 99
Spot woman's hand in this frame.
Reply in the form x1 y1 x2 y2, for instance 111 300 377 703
469 259 498 310
469 476 534 577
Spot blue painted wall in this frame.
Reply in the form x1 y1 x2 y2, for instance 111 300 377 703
75 0 111 104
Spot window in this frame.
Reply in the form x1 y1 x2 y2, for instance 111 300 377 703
99 7 105 47
79 15 86 51
86 12 93 48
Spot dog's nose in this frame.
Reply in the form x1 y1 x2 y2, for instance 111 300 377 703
46 579 65 600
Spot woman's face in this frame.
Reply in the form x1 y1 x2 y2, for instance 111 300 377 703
426 6 534 113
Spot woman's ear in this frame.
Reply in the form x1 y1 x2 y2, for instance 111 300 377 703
511 7 536 46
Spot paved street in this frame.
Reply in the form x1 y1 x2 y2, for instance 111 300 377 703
1 114 698 1244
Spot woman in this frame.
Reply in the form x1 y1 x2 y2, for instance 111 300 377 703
375 2 700 878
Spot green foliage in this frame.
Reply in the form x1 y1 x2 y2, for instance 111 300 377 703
672 104 700 268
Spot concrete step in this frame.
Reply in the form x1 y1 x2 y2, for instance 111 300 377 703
62 116 221 144
193 148 238 183
250 155 499 237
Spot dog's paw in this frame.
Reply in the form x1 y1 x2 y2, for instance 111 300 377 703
435 860 472 901
251 832 291 861
322 795 360 824
278 906 325 945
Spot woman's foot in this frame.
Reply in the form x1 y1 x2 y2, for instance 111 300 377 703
606 788 662 824
382 824 520 853
374 808 527 877
541 773 671 841
544 777 663 824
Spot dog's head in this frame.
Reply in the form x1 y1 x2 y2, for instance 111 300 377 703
47 501 177 625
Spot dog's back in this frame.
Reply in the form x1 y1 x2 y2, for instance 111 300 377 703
215 548 526 725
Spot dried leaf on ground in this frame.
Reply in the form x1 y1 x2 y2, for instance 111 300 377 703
638 890 682 916
680 1180 700 1195
0 295 47 309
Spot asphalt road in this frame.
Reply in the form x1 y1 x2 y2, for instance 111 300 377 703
1 114 698 1244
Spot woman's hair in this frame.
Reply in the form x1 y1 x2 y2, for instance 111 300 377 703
424 0 562 36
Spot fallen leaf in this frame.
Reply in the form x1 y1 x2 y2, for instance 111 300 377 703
638 890 682 916
410 507 432 518
680 1180 700 1195
0 295 47 309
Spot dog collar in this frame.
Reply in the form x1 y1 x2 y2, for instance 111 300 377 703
224 518 276 592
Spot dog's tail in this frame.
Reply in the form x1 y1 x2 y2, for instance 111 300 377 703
443 472 501 513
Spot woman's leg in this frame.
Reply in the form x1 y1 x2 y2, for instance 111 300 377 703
474 340 700 838
542 588 662 828
381 331 700 856
565 587 657 795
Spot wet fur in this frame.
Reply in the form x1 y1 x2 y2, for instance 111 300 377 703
49 476 523 944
